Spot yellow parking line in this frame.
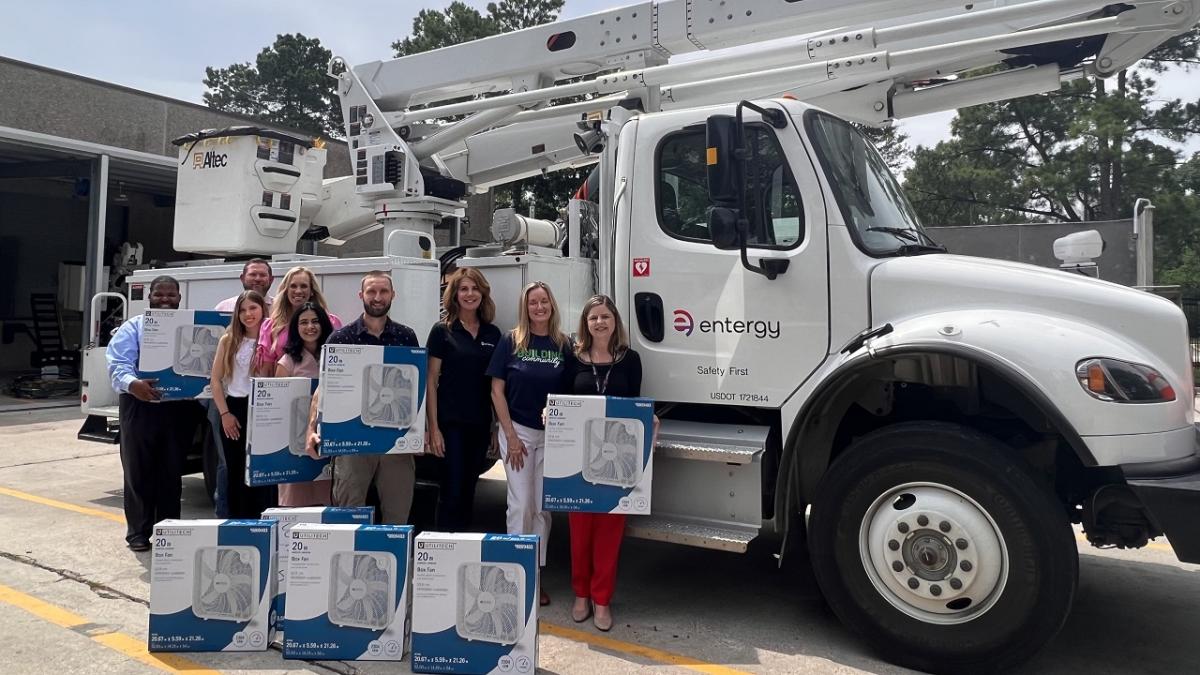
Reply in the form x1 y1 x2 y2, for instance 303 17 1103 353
0 485 125 524
0 583 219 674
541 621 753 674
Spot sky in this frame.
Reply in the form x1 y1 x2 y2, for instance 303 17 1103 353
1 0 1196 154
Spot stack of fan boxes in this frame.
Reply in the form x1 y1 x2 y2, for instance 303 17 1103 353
137 310 231 399
260 506 374 636
283 523 414 661
542 395 655 514
148 519 277 652
247 377 326 487
411 532 540 674
318 344 427 455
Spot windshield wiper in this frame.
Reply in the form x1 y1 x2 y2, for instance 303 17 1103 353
866 226 947 253
895 243 948 255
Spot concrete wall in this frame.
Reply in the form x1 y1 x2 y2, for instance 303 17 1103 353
0 57 350 178
929 219 1136 286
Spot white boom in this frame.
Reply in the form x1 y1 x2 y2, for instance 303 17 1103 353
326 0 1198 212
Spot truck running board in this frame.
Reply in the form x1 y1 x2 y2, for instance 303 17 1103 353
626 516 759 553
629 419 769 553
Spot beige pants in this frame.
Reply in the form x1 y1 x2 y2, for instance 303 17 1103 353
332 454 415 524
498 422 550 566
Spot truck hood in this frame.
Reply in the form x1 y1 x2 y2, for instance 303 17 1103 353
869 254 1189 374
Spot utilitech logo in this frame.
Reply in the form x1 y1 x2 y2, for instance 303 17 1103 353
673 309 781 340
192 150 228 169
417 542 454 550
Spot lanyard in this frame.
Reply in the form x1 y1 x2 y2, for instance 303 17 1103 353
590 361 612 395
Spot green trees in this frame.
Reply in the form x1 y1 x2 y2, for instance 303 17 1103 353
393 1 564 55
203 34 340 137
903 30 1200 286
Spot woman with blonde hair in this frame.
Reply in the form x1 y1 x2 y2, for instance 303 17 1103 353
486 281 571 606
426 268 502 531
259 266 341 366
210 290 275 518
560 295 650 631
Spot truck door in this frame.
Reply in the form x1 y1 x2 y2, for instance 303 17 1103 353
620 107 829 408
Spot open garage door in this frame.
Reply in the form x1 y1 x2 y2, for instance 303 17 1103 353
0 125 176 393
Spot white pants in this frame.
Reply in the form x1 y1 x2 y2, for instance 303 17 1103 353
498 421 550 566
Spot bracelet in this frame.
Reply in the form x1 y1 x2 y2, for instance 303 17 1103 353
220 411 232 417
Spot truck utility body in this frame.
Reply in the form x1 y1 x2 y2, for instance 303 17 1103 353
83 1 1200 671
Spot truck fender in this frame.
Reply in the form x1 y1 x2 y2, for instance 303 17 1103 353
775 312 1126 530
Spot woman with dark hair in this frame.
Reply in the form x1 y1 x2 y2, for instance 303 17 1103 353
274 302 335 507
426 268 502 531
561 294 653 632
210 290 275 518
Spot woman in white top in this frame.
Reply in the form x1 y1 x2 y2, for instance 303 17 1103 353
274 302 335 507
210 290 274 518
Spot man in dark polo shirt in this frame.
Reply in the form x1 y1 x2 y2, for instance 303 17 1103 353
306 270 420 524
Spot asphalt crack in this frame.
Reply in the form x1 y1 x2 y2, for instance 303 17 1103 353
0 450 119 471
0 550 149 606
0 550 358 674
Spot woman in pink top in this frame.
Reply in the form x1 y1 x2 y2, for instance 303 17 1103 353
259 266 342 367
274 302 336 506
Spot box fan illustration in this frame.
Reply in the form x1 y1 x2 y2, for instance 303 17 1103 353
288 395 313 457
582 418 645 488
361 364 418 429
328 551 397 630
174 325 223 377
192 546 260 622
456 561 526 644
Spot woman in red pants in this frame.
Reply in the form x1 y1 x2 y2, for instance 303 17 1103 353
560 295 655 631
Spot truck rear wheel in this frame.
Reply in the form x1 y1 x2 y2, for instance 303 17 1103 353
808 422 1076 673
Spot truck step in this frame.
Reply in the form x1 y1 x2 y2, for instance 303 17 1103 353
655 420 768 464
626 516 758 553
77 413 119 444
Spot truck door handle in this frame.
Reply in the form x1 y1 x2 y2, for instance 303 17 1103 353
634 292 664 343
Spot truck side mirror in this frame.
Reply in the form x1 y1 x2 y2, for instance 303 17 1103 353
708 207 741 250
706 115 741 205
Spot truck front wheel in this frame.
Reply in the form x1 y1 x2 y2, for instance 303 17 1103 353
808 422 1077 673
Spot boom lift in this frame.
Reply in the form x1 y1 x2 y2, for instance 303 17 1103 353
87 1 1200 671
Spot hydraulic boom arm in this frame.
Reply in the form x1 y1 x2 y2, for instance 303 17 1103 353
326 0 1198 221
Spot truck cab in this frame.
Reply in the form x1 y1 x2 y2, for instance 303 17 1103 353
605 96 1200 671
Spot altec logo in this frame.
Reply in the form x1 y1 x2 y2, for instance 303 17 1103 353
193 150 228 169
673 309 781 340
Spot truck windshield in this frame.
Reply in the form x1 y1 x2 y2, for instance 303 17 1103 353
805 110 939 256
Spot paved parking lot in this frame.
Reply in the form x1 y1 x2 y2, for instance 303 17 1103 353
0 407 1197 674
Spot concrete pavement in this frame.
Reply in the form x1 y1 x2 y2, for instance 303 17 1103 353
0 407 1196 674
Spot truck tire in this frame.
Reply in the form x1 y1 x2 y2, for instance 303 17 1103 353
808 421 1077 674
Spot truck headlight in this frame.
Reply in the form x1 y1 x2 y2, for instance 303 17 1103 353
1075 358 1176 403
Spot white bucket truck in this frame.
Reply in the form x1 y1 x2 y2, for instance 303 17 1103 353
80 1 1200 671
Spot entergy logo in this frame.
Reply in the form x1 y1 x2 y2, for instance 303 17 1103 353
673 309 694 336
672 308 782 340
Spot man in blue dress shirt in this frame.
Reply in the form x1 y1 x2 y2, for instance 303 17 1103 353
106 275 202 552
